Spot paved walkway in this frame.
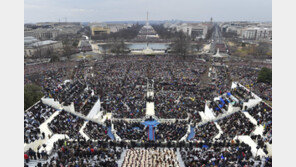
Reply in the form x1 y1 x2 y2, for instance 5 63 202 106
213 122 223 140
79 121 90 140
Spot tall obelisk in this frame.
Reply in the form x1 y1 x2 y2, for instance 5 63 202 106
146 11 149 26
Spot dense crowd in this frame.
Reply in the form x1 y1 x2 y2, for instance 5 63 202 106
83 121 110 141
24 101 56 144
190 122 219 142
155 121 188 141
113 121 147 141
218 112 255 138
79 95 99 116
208 93 240 117
48 110 84 139
24 55 272 166
36 139 122 167
90 60 147 119
229 64 272 102
231 84 255 103
155 92 188 119
209 63 231 96
25 62 78 76
181 140 260 167
248 102 272 143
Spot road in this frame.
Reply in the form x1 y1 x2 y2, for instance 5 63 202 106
210 24 223 53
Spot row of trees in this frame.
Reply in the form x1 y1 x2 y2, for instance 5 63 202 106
100 33 196 58
24 84 43 110
257 67 272 84
152 24 179 39
94 23 205 58
91 24 142 41
205 26 215 40
100 40 128 56
170 33 191 58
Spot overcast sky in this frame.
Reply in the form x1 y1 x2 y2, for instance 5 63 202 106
25 0 272 23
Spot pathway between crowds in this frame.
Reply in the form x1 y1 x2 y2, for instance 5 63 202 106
79 121 90 140
176 148 186 167
27 110 61 152
117 148 127 167
213 122 223 140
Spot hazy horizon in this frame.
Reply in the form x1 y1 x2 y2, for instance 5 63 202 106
25 0 272 23
24 19 272 24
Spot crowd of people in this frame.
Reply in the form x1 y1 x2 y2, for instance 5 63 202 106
24 147 49 166
48 110 84 139
122 148 180 167
180 140 262 167
24 101 56 144
229 64 272 102
209 63 231 96
24 55 272 166
208 92 241 117
231 85 255 103
25 62 78 76
79 95 99 116
218 112 255 138
113 121 147 141
32 139 122 167
91 60 147 119
248 102 272 143
155 92 188 119
83 121 110 141
190 122 219 142
155 121 188 141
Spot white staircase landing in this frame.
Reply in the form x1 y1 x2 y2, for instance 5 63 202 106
146 102 155 116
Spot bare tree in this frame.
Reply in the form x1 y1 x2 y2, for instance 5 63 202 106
62 36 74 60
255 42 270 58
170 32 191 59
110 40 127 56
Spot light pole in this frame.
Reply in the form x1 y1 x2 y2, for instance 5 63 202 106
256 145 260 157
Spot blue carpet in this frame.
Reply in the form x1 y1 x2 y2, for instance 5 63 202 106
148 126 154 140
142 120 159 141
142 120 160 127
107 126 115 140
187 126 195 140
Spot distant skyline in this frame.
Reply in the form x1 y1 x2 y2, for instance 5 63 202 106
25 0 272 23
